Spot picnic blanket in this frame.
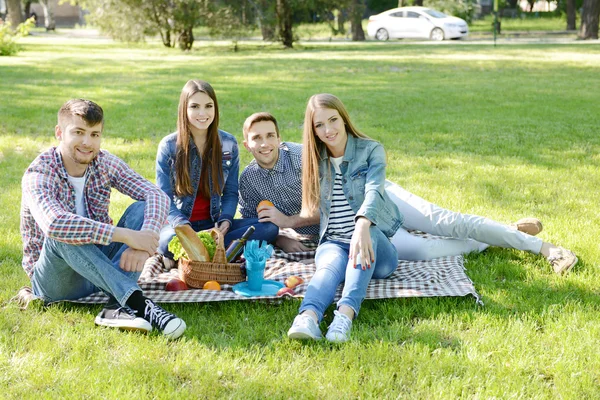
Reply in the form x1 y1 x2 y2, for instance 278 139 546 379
69 247 482 305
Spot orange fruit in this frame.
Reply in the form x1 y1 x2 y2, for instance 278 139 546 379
203 280 221 290
257 200 274 212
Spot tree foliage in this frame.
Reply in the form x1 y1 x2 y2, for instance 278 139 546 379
85 0 206 49
0 17 34 56
423 0 476 23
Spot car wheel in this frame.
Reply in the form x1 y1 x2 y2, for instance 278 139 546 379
375 28 389 41
430 27 444 41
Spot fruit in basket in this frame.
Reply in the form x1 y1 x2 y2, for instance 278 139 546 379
284 275 304 289
165 278 189 291
256 200 274 212
276 287 295 297
203 280 221 291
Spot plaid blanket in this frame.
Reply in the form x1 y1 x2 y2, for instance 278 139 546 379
69 247 481 305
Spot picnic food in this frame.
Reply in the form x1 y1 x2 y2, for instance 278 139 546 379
256 200 274 212
169 226 216 261
174 225 210 261
277 287 295 297
203 280 221 291
284 276 304 289
165 278 189 291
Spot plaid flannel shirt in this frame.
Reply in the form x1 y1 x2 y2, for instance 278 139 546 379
20 147 169 278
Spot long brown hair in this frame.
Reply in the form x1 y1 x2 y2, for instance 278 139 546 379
174 80 223 198
301 93 372 217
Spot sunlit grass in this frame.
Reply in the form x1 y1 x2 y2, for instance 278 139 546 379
1 38 600 398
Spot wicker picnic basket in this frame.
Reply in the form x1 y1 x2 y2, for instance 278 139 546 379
178 229 245 288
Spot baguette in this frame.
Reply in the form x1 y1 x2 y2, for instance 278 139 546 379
174 225 210 262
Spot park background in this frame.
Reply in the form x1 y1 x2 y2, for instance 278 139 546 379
1 0 600 398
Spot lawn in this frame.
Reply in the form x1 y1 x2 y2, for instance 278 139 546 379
1 37 600 399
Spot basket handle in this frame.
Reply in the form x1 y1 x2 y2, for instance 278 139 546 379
210 228 227 263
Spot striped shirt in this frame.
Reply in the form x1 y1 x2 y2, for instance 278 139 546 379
239 142 319 236
325 157 356 243
20 147 169 278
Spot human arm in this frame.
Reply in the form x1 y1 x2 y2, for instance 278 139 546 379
354 144 390 228
349 217 374 269
108 152 169 236
217 137 239 228
155 136 190 228
238 169 261 219
23 167 116 245
257 204 319 229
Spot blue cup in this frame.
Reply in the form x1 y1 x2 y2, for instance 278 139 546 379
246 260 265 291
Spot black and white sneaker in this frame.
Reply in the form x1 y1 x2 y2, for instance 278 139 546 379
141 299 186 340
95 303 152 332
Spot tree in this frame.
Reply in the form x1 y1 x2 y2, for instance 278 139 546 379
349 0 365 41
579 0 600 38
6 0 24 27
567 0 576 30
276 0 293 48
85 0 206 49
39 0 56 31
248 0 277 40
206 5 254 51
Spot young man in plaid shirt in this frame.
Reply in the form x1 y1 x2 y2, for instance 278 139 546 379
19 99 186 339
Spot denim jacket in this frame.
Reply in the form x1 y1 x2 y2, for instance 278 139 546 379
156 130 239 228
318 134 403 241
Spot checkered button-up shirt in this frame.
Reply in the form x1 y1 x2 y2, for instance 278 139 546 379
239 142 319 236
20 147 169 278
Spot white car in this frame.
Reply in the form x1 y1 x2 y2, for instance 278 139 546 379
367 7 469 41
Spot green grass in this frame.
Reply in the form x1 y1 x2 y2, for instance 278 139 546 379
2 37 600 399
470 15 570 32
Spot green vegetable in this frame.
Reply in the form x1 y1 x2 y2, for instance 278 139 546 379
168 231 216 261
197 231 216 261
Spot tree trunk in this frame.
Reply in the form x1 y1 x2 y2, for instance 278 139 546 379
178 27 194 50
579 0 600 39
350 0 365 41
567 0 576 30
413 0 423 6
39 0 56 31
276 0 293 48
6 0 24 27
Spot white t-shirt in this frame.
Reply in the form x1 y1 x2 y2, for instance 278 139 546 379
67 174 87 217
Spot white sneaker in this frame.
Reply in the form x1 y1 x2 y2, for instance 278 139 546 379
325 310 353 343
287 314 322 340
547 246 578 275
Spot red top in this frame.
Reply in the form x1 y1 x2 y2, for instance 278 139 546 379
190 193 210 222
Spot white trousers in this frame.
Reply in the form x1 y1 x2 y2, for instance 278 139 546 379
385 180 543 261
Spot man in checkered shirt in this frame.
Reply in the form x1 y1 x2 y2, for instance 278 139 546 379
19 99 185 339
239 112 319 253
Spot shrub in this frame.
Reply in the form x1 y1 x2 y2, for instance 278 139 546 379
424 0 476 23
0 17 34 56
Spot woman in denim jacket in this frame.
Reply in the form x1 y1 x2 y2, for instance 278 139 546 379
287 93 402 343
156 80 278 259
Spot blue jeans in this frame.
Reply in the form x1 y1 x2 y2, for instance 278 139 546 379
30 201 146 306
158 218 279 259
299 226 398 321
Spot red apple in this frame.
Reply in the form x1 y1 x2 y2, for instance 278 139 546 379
165 278 189 291
277 287 295 297
284 275 304 289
